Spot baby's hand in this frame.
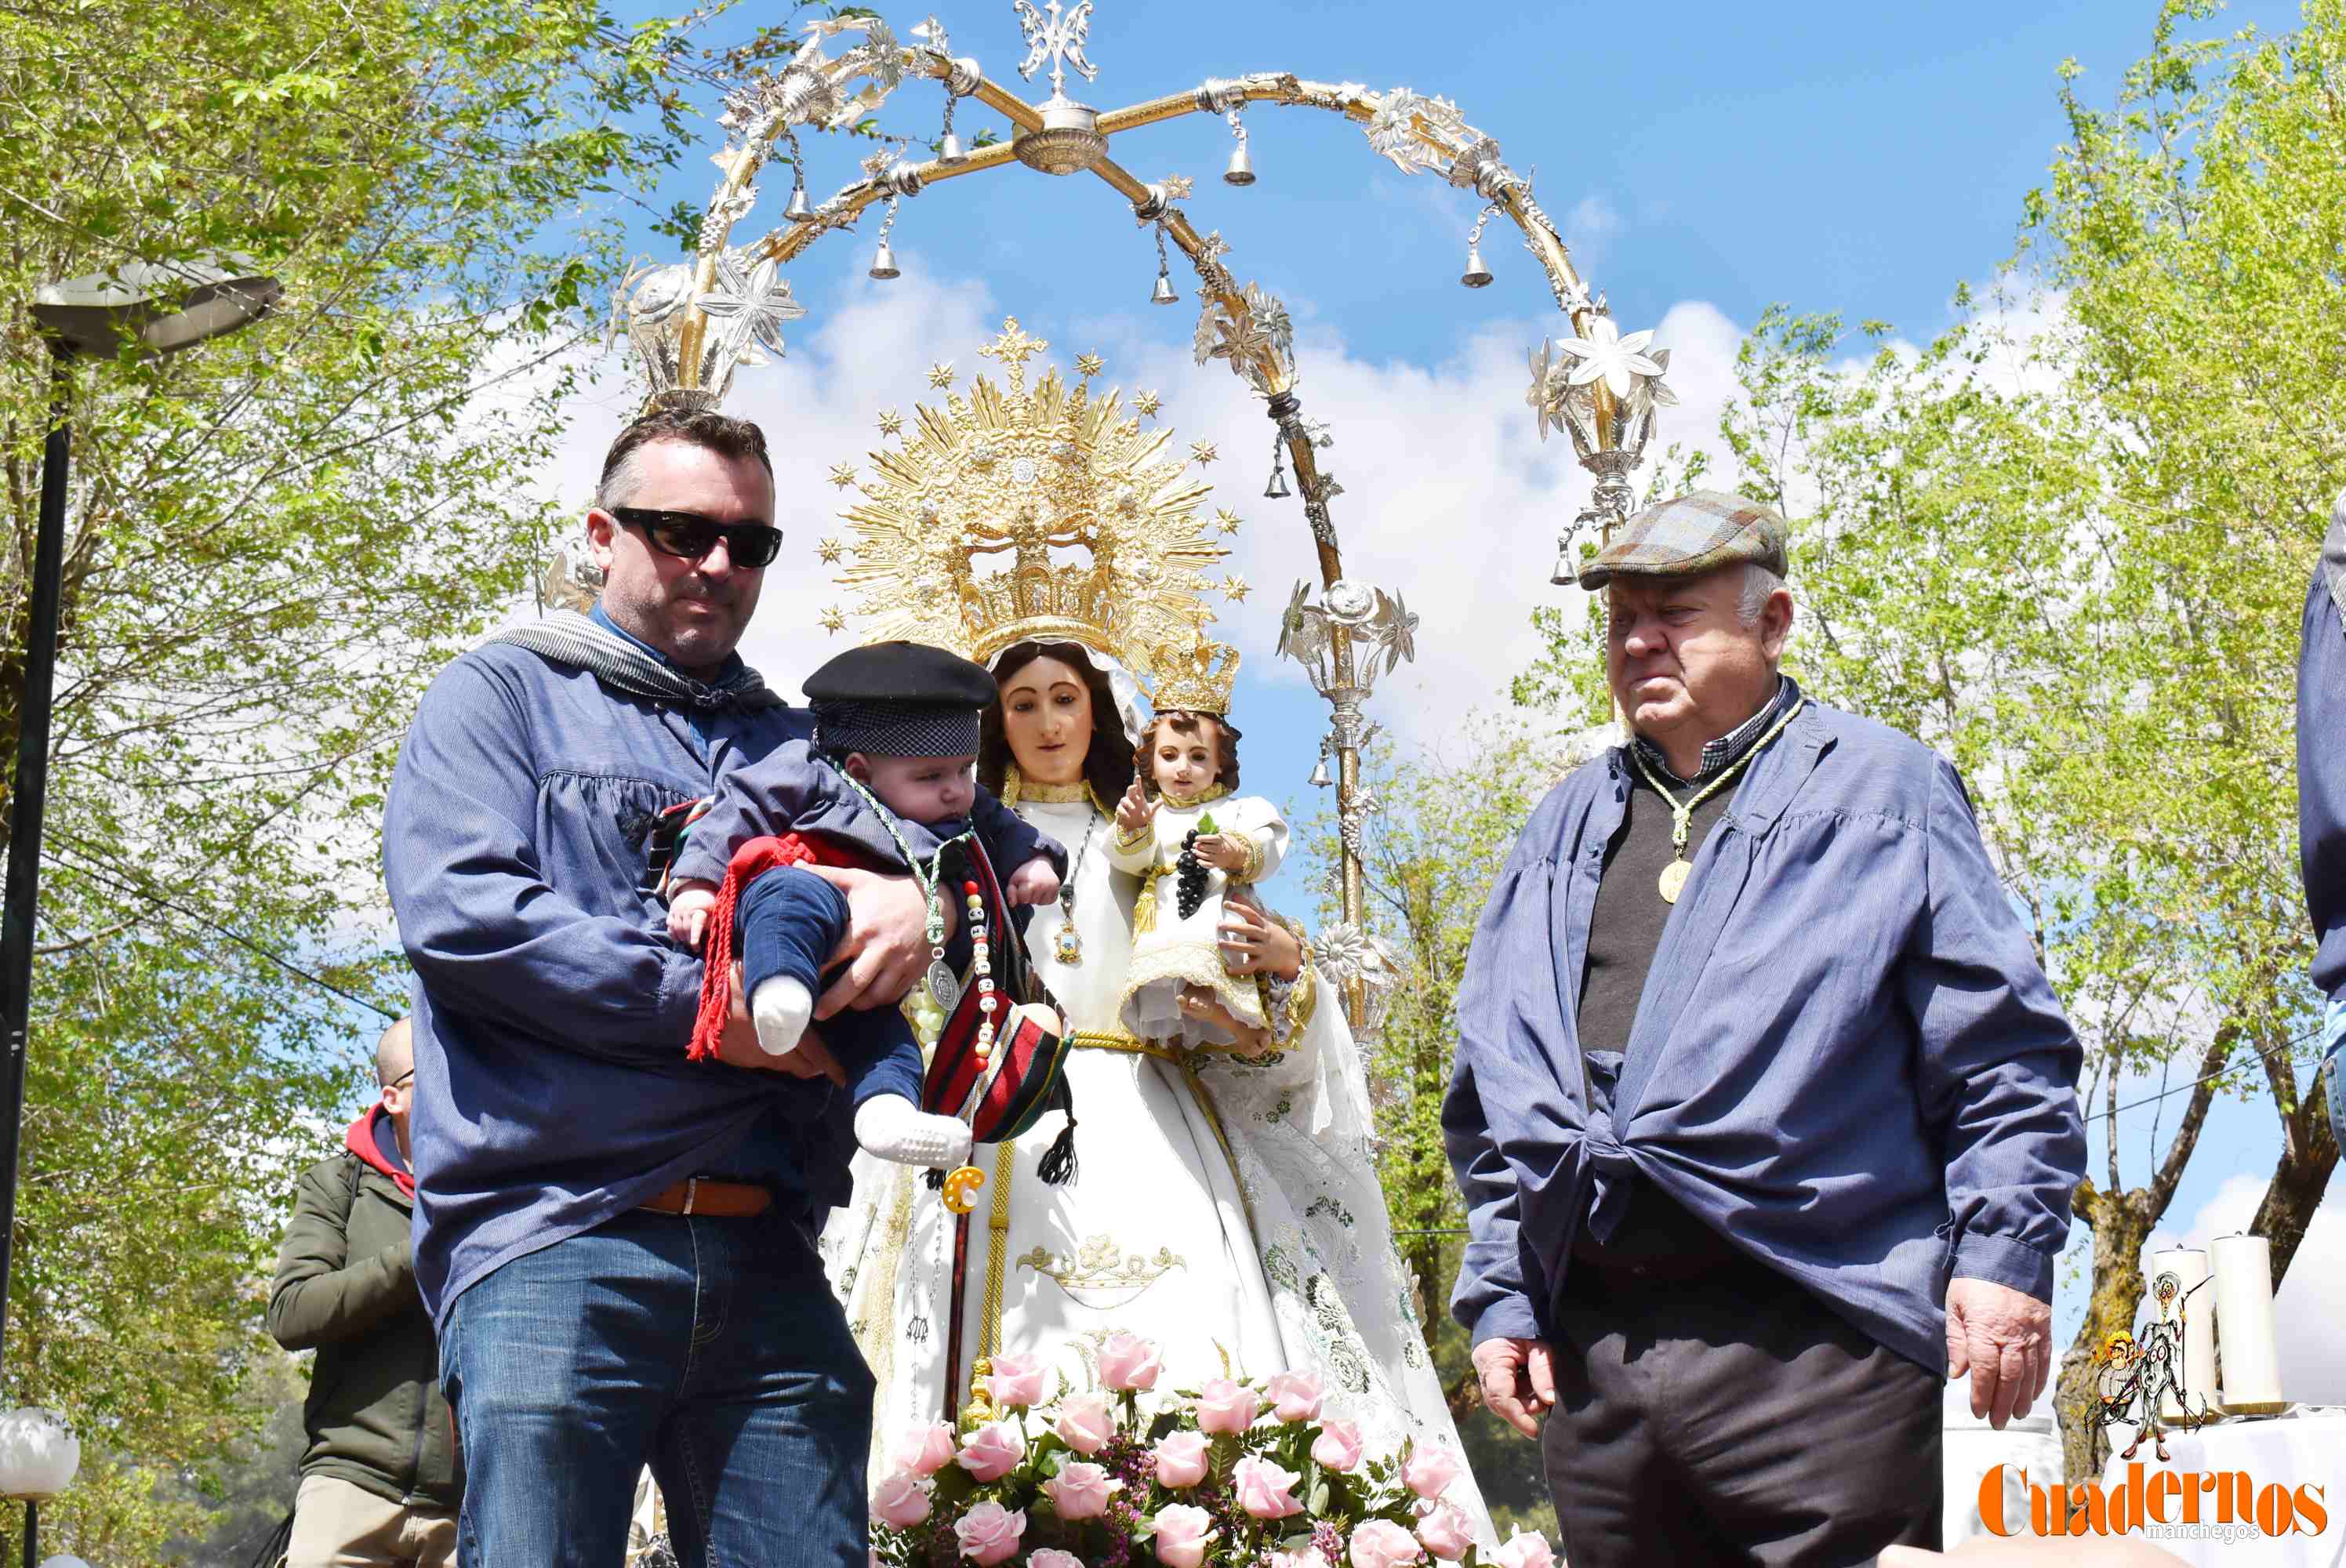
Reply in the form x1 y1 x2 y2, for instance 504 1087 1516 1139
667 882 719 951
1115 779 1152 836
1190 833 1247 873
1006 858 1062 908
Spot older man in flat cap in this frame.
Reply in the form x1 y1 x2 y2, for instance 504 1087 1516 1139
1444 491 2086 1566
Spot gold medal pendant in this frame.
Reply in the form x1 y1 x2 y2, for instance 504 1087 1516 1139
1053 924 1082 966
1658 858 1691 905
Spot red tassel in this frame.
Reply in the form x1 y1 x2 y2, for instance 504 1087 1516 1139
686 834 830 1062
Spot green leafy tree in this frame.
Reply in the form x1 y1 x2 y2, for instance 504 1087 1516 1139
0 0 783 1553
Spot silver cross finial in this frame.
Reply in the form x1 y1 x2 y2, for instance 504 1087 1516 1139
1012 0 1098 100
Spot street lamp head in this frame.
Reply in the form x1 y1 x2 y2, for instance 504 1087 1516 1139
31 257 280 358
0 1407 78 1500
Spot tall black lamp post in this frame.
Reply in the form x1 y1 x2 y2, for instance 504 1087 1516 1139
2 260 280 1383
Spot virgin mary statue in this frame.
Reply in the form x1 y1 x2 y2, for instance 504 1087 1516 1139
813 324 1484 1525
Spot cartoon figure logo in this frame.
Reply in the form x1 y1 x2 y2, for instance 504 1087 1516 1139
2090 1269 2215 1461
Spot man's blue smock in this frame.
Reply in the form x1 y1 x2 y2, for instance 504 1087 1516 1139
1443 699 2086 1374
383 615 890 1330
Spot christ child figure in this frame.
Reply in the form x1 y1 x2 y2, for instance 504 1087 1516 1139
1107 642 1288 1050
665 640 1064 1171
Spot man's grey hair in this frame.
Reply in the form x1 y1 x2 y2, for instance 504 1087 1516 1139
593 408 774 514
1737 562 1787 628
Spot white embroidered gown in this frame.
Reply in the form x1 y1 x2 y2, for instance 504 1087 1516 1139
820 788 1488 1536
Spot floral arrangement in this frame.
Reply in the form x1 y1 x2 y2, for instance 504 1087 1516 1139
870 1336 1557 1568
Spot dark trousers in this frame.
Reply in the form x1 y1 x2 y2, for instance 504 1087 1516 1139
1541 1253 1941 1568
735 865 903 1091
441 1208 873 1567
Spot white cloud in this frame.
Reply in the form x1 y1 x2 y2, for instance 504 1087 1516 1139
2140 1175 2346 1406
506 261 1746 748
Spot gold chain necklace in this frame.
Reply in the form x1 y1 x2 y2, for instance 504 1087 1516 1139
1625 699 1806 904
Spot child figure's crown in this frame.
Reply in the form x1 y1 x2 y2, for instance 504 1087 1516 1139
1146 636 1240 717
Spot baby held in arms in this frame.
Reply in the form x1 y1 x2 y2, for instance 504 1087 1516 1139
665 640 1063 1169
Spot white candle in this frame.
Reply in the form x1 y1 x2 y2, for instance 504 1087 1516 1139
2151 1247 2217 1421
2210 1232 2285 1415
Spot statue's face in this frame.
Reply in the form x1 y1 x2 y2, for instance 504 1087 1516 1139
2155 1271 2180 1303
998 653 1094 785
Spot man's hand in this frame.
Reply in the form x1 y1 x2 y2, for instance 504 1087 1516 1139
666 881 719 951
801 866 937 1021
709 964 844 1082
1115 779 1153 837
1946 1276 2051 1429
1471 1336 1556 1439
1006 857 1062 908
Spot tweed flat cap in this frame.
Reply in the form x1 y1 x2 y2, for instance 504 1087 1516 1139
1578 489 1789 590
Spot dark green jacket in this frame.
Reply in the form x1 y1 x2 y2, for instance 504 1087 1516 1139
267 1124 461 1510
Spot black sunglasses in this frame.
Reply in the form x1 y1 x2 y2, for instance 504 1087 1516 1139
609 507 783 569
385 1069 415 1091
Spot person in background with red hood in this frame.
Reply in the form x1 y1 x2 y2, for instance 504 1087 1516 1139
269 1017 462 1568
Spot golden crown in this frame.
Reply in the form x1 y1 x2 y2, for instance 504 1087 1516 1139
1144 636 1240 717
821 318 1240 680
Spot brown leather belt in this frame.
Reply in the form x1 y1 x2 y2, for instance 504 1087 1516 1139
637 1177 771 1218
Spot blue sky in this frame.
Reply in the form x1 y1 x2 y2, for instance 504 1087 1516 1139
544 0 2339 1380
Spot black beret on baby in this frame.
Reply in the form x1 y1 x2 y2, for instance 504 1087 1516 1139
804 640 997 757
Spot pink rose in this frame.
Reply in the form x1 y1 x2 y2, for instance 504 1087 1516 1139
1194 1377 1260 1436
1231 1454 1305 1521
956 1422 1025 1483
1097 1332 1162 1392
954 1501 1028 1566
1400 1445 1461 1501
1148 1504 1218 1568
895 1422 958 1479
1030 1553 1087 1568
1151 1431 1211 1489
1309 1417 1364 1473
1414 1502 1474 1562
985 1354 1048 1410
871 1472 933 1529
1494 1530 1555 1568
1265 1370 1324 1423
1041 1461 1122 1521
1271 1552 1331 1568
1348 1520 1425 1568
1054 1394 1117 1456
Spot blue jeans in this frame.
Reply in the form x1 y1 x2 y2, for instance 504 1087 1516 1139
439 1207 872 1567
2322 996 2345 1156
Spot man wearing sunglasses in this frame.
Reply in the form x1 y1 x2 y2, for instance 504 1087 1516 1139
384 407 937 1566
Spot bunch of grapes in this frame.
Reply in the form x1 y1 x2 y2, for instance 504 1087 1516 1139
1175 829 1210 920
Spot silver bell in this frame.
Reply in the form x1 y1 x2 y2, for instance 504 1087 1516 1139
939 130 967 165
869 239 900 281
785 184 815 223
1224 140 1255 187
1549 540 1577 586
1263 462 1292 500
1150 267 1179 306
1309 755 1331 787
1461 245 1494 289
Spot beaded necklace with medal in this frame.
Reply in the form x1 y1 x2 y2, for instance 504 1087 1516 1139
1011 779 1097 967
1625 698 1806 905
837 771 975 1044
